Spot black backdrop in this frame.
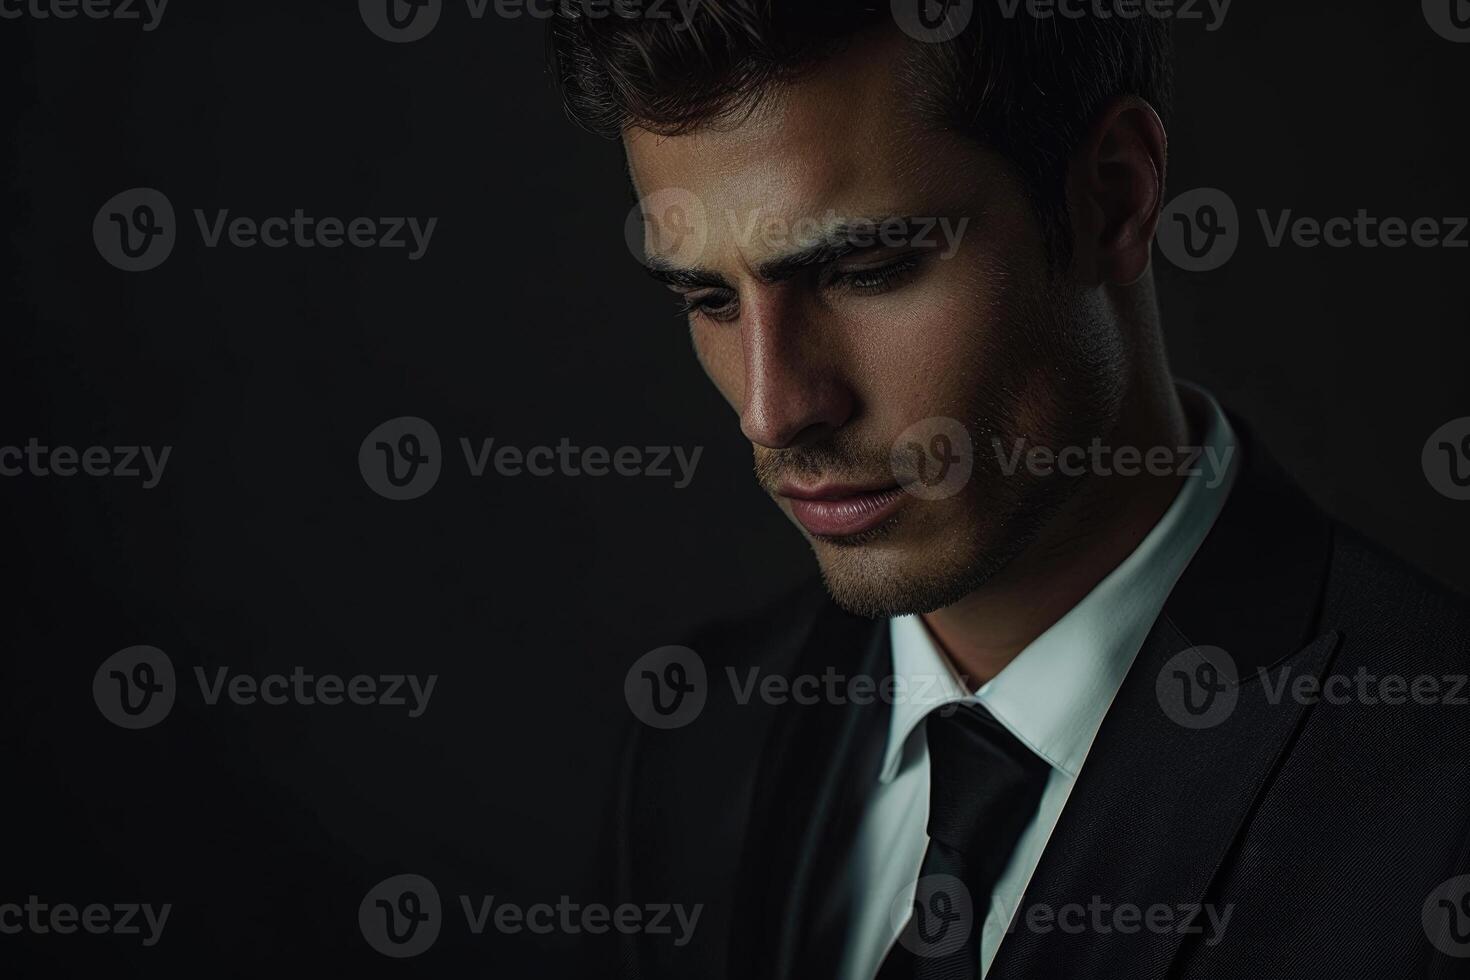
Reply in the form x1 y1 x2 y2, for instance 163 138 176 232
3 0 1467 974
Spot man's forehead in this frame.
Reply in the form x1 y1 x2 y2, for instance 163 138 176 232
625 118 857 213
621 29 929 205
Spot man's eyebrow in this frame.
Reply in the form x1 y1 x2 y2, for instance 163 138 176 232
641 215 930 290
755 217 922 283
643 258 733 291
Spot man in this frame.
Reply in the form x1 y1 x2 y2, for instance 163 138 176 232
548 4 1470 977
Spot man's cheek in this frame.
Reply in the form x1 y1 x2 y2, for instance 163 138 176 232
691 330 744 410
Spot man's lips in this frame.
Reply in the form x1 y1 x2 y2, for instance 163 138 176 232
778 481 907 538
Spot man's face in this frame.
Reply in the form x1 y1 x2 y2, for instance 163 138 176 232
625 32 1129 617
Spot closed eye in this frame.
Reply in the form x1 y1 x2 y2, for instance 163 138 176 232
672 288 739 323
823 251 925 294
670 251 926 324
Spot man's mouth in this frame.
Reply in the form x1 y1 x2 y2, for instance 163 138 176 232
777 481 907 538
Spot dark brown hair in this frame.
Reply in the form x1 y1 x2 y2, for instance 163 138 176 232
547 1 1174 261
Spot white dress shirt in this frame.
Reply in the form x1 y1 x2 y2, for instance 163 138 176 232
839 382 1239 980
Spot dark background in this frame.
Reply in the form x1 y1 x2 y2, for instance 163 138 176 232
2 0 1466 974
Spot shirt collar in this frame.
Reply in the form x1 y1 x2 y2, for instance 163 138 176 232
880 382 1239 783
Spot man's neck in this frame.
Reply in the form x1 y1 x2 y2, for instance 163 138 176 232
921 370 1191 690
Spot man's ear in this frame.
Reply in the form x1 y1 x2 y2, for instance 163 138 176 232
1070 96 1168 286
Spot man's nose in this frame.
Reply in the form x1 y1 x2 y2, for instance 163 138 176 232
738 302 856 450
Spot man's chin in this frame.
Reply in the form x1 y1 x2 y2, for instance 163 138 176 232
808 529 996 620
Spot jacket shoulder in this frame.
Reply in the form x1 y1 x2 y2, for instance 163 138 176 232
1325 522 1470 666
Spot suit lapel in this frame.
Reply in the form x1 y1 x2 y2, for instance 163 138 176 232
989 426 1342 979
731 598 890 980
988 620 1341 978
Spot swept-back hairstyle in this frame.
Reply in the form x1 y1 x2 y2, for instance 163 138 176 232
547 1 1173 262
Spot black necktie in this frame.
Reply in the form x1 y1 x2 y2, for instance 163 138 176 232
876 702 1051 980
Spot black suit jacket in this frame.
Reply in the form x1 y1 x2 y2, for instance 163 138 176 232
610 427 1470 979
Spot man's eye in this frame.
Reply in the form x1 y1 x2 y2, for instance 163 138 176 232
827 253 923 294
675 291 739 322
